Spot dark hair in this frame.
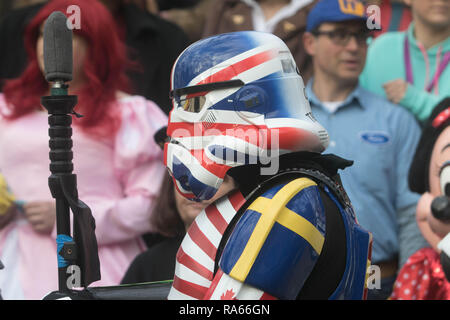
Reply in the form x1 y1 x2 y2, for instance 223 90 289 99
150 171 185 237
409 97 450 194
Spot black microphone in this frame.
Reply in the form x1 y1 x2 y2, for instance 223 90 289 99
43 11 72 95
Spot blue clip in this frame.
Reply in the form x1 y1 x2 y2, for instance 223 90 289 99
56 234 74 268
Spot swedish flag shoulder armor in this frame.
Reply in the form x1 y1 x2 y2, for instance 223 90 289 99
218 167 372 300
219 177 327 299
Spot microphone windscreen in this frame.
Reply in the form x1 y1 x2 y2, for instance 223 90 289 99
43 11 73 82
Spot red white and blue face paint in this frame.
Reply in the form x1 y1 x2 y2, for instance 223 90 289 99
165 31 329 201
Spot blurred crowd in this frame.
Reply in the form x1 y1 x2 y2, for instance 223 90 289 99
0 0 449 300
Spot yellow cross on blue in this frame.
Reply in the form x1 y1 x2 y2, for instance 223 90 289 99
229 177 325 282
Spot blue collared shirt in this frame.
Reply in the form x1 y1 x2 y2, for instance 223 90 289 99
306 81 428 265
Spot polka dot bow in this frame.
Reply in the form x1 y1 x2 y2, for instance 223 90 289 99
432 107 450 128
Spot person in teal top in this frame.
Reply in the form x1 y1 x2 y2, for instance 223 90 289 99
360 0 450 122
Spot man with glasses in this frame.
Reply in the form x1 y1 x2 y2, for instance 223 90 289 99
303 0 427 299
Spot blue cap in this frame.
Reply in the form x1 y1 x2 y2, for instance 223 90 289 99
306 0 368 32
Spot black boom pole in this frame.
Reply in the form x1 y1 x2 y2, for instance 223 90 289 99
41 12 100 298
41 93 78 291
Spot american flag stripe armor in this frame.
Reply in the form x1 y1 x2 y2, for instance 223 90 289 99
168 190 272 300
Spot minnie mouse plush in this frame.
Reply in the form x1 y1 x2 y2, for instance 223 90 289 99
391 98 450 300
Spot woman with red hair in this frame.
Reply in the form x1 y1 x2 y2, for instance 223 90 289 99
0 0 167 299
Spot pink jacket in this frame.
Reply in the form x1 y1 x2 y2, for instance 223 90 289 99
0 94 167 299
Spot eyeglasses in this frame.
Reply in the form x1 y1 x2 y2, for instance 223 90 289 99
312 29 371 46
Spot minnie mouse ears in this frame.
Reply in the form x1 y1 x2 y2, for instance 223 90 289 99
409 97 450 194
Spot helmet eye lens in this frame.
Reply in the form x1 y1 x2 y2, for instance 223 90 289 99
180 96 206 113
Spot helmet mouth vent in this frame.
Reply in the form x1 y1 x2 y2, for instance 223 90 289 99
202 111 217 129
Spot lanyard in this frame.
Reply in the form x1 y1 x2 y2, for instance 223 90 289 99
404 35 450 93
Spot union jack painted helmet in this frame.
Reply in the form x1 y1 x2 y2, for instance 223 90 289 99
165 31 329 201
